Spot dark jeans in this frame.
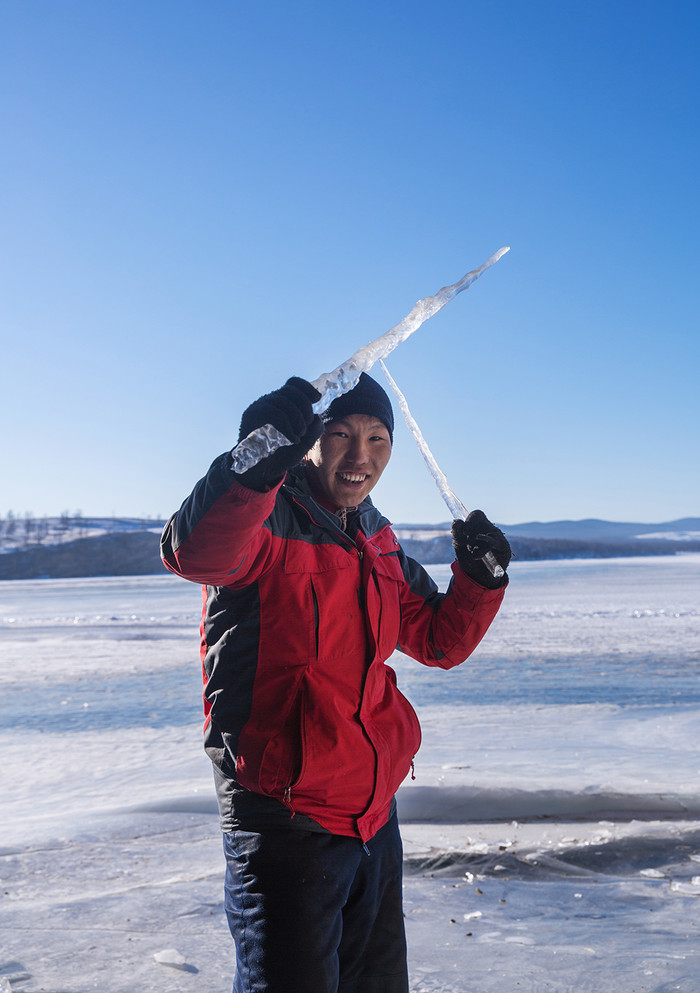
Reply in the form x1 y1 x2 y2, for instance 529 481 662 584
222 812 408 993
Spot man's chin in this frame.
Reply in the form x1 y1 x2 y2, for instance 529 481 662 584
332 480 372 505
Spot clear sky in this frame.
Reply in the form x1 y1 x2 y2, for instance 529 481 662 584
2 0 698 526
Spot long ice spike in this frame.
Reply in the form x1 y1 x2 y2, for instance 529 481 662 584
379 360 504 580
231 246 510 473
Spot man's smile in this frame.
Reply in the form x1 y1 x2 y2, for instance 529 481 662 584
337 472 370 483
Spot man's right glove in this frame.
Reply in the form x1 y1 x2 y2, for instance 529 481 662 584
452 510 511 590
233 377 324 492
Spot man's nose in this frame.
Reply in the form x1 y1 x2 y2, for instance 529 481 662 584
347 437 369 463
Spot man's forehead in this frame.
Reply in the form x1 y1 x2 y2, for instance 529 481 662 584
324 414 389 431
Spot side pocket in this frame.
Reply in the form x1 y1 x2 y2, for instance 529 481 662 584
234 681 308 800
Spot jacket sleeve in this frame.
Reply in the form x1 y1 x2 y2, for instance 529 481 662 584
160 452 283 587
395 546 506 670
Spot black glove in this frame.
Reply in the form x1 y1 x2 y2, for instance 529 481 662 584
452 510 511 590
234 377 324 491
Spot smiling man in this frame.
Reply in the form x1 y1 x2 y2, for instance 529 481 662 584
306 411 391 506
161 373 510 993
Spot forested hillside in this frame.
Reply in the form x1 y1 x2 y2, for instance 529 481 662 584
1 514 699 581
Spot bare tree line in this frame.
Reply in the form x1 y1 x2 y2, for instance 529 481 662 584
0 512 163 550
0 511 88 546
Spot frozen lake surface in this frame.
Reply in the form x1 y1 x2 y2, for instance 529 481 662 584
1 554 700 991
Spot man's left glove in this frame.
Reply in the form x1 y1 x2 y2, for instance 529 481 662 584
452 510 511 590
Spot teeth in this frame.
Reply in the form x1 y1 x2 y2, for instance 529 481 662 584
339 473 368 483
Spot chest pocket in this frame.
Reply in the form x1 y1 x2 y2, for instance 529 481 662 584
369 551 405 661
262 539 363 664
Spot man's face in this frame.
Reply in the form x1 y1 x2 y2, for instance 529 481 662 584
305 413 392 508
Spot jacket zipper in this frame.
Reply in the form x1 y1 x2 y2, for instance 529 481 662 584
290 494 357 553
282 786 296 818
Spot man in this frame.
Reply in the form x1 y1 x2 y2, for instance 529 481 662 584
161 373 510 993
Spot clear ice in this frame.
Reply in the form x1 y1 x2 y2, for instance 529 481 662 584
380 359 505 580
231 247 510 473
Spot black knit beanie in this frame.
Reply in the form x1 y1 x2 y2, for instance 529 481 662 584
321 372 394 443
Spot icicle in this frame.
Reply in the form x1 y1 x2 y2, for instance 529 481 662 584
379 360 504 580
231 247 510 473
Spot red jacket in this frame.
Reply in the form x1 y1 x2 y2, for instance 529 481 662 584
161 455 505 842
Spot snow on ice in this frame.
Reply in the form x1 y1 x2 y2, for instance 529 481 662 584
1 555 700 991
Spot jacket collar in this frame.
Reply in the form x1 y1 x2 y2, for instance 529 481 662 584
284 465 390 539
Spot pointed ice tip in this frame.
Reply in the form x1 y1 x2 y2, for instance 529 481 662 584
483 245 510 267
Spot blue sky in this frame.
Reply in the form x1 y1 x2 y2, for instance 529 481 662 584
2 0 698 526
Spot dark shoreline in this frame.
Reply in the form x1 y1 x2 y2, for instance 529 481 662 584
1 528 699 581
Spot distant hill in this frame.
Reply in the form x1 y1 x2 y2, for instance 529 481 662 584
0 530 166 581
0 517 167 581
394 517 700 543
498 517 700 543
1 515 699 581
387 517 700 567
